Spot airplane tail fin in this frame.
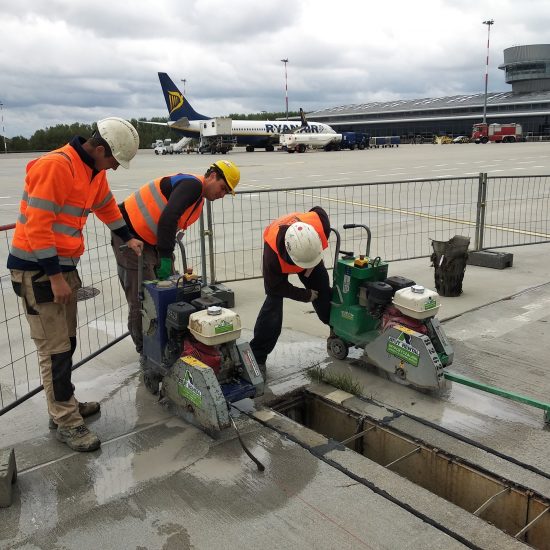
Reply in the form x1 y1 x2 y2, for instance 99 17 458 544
158 72 208 122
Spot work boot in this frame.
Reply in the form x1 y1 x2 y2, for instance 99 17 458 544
49 401 101 429
56 424 101 452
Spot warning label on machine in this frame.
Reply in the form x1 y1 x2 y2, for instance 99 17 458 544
387 332 420 367
177 369 203 408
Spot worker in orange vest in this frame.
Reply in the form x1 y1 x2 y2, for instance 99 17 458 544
7 117 143 452
112 160 240 355
250 207 332 378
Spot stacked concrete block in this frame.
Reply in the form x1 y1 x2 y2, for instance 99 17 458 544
0 448 17 507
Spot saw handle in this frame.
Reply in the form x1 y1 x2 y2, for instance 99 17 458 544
343 224 372 257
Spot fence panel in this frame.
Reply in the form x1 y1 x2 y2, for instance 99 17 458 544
0 216 204 414
482 175 550 249
208 177 482 282
2 174 549 414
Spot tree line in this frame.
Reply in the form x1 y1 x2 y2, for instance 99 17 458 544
1 111 301 152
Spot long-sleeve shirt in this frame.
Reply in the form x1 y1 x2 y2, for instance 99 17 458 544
7 136 133 274
119 175 202 258
262 206 330 301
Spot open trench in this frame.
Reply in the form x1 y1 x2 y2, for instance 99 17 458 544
261 389 550 550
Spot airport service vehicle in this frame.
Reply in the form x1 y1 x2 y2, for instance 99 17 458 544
340 132 368 150
452 135 470 144
327 224 453 391
198 117 236 154
433 135 453 144
280 131 342 153
369 136 400 148
138 248 263 435
153 139 175 155
472 123 523 143
154 137 193 155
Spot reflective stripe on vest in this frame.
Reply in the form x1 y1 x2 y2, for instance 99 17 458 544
264 211 328 274
123 175 205 245
10 144 118 266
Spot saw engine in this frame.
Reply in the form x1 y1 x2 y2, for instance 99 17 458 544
140 276 264 433
327 224 454 391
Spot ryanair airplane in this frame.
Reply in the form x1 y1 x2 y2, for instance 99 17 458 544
152 72 337 152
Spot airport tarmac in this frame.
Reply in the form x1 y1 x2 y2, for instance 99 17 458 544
1 142 550 225
1 145 550 549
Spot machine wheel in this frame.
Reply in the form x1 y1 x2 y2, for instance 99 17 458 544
265 144 275 152
327 337 349 360
297 144 306 153
246 145 255 152
481 136 489 144
144 372 162 395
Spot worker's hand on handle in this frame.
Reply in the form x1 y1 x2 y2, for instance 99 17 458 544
49 273 73 304
156 257 172 280
308 289 319 302
126 238 143 256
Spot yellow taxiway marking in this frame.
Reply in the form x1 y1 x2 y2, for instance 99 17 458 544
289 190 550 239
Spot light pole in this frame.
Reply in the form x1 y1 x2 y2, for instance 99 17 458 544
180 79 187 95
482 19 494 125
0 102 6 154
281 58 289 120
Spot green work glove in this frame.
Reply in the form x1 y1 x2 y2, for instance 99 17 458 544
156 257 172 280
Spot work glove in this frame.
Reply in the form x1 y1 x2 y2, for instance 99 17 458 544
308 289 319 302
156 257 172 280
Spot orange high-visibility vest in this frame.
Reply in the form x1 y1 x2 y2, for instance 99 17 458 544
264 211 328 273
123 175 205 245
10 144 126 267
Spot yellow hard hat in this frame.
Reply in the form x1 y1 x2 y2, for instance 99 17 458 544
212 160 240 195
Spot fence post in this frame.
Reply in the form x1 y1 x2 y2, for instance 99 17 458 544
474 172 488 251
205 201 216 284
198 211 208 286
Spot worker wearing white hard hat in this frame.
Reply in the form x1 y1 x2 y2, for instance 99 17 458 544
94 116 140 169
7 117 143 453
249 207 332 378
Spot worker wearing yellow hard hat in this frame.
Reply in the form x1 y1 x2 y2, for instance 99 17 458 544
113 160 240 354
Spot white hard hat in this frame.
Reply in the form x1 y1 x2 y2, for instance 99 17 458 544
284 222 323 269
96 117 139 169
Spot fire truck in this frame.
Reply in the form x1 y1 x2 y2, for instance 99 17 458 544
472 123 524 144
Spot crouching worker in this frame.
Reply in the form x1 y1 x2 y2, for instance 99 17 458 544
7 117 143 452
112 160 240 355
250 207 332 378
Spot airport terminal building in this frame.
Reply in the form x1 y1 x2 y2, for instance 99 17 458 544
307 45 550 140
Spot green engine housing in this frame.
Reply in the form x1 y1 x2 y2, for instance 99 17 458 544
330 257 388 346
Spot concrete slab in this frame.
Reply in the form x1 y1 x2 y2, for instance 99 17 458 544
0 448 17 508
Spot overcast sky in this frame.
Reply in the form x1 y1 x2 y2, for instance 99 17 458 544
1 0 549 138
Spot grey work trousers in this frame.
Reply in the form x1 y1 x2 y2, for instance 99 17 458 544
10 269 83 427
111 233 158 353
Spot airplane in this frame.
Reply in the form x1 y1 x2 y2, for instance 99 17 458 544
150 72 338 152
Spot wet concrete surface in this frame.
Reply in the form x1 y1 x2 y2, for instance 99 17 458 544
2 386 472 550
1 243 550 548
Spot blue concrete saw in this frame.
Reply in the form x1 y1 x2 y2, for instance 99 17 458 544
139 272 264 435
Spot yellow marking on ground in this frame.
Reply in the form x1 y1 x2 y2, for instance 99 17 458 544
289 191 550 239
